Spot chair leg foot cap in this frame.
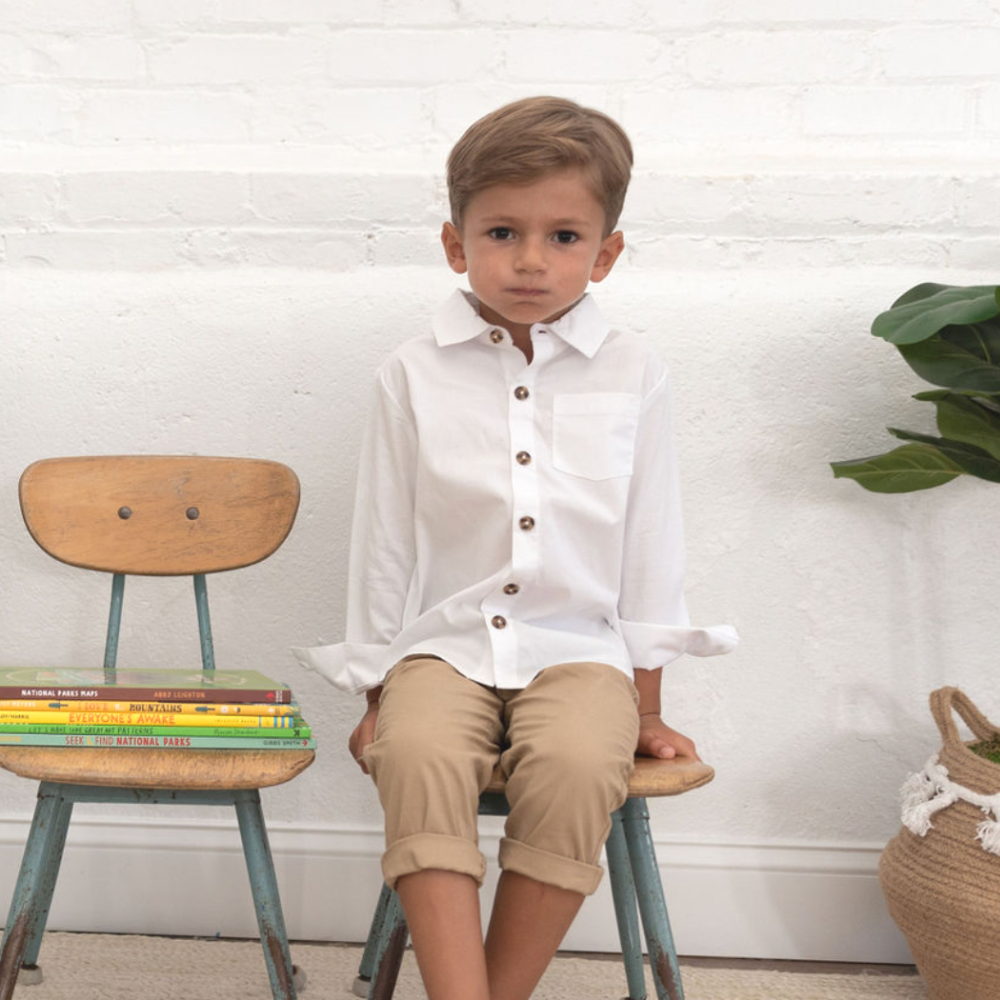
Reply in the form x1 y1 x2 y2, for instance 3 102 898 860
19 964 44 986
292 964 306 991
352 975 371 998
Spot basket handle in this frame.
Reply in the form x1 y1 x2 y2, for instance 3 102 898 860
930 686 999 746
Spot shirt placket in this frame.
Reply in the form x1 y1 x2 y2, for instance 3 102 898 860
483 328 556 687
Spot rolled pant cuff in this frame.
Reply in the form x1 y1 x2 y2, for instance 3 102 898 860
382 833 487 890
498 837 604 896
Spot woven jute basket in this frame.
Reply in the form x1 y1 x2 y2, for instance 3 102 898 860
880 686 1000 1000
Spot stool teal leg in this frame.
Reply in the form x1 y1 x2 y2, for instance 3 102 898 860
354 883 392 996
620 798 684 1000
0 787 69 999
20 787 74 970
607 808 648 999
367 888 407 1000
233 791 298 1000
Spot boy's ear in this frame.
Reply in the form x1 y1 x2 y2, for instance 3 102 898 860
441 222 468 274
590 231 625 283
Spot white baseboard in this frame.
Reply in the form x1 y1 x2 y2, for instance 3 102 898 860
0 814 911 964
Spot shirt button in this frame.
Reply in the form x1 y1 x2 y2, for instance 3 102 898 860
516 451 532 465
518 516 535 531
514 386 530 400
503 583 520 595
490 330 503 344
491 615 507 629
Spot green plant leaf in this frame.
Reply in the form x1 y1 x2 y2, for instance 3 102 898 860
888 428 1000 482
872 284 1000 345
831 442 963 492
912 391 1000 461
897 321 1000 393
891 283 958 308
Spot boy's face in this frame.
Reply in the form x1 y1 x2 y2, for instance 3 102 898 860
441 168 624 338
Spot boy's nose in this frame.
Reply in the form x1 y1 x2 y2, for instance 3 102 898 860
514 238 546 272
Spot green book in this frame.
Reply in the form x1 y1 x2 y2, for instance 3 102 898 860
0 723 312 739
0 732 316 749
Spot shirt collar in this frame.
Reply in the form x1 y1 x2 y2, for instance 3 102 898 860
432 289 611 359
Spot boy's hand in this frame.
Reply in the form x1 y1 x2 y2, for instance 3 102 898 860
348 702 380 775
636 713 700 762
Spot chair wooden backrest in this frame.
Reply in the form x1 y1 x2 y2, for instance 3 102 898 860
20 455 299 577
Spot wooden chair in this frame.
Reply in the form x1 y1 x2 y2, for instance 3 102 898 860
353 755 714 1000
0 456 315 1000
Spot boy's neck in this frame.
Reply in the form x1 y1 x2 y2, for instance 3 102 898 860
508 326 533 364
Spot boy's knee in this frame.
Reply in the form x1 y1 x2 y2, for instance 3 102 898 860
506 745 631 818
368 729 493 792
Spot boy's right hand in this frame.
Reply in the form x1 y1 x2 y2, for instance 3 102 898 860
348 701 380 775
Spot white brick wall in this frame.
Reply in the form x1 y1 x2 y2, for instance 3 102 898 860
0 4 994 269
1 0 999 961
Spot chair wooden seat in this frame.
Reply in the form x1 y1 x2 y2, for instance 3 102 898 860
483 755 714 799
0 746 314 789
0 456 312 1000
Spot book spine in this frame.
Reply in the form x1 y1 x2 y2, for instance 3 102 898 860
0 710 304 729
0 699 298 716
0 686 291 704
0 723 312 739
0 733 316 749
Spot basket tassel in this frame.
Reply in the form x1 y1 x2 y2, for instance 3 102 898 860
901 754 1000 853
901 757 958 836
976 816 1000 856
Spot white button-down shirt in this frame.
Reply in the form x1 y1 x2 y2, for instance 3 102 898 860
295 290 737 694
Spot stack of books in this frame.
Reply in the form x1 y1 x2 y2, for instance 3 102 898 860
0 667 315 750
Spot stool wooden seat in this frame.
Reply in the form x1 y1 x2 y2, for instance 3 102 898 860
0 746 314 789
0 456 313 1000
355 753 714 1000
483 755 714 798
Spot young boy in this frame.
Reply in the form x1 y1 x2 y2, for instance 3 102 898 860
296 96 737 1000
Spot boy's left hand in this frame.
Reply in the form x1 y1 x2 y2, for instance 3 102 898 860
636 714 700 761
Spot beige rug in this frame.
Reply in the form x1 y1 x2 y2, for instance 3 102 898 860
9 932 927 1000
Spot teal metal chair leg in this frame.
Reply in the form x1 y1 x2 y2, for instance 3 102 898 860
607 808 648 999
0 788 71 998
19 787 74 973
366 887 407 1000
353 882 393 997
620 798 684 1000
234 791 299 1000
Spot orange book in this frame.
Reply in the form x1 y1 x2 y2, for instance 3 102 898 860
0 710 305 729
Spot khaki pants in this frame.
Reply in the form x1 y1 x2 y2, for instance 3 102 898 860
363 657 639 896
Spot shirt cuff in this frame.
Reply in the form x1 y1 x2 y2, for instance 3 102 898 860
619 620 739 668
290 641 387 694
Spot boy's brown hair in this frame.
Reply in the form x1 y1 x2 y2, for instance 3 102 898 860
446 96 633 237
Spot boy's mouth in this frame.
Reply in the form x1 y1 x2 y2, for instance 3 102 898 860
508 287 547 296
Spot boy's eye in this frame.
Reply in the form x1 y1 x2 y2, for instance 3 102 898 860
488 227 514 240
554 231 579 244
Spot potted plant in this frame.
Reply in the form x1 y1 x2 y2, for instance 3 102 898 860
833 281 1000 1000
832 282 1000 492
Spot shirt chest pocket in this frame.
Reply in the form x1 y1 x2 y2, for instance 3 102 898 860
551 393 642 481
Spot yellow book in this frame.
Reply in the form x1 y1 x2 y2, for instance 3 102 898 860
0 709 305 729
0 699 298 716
